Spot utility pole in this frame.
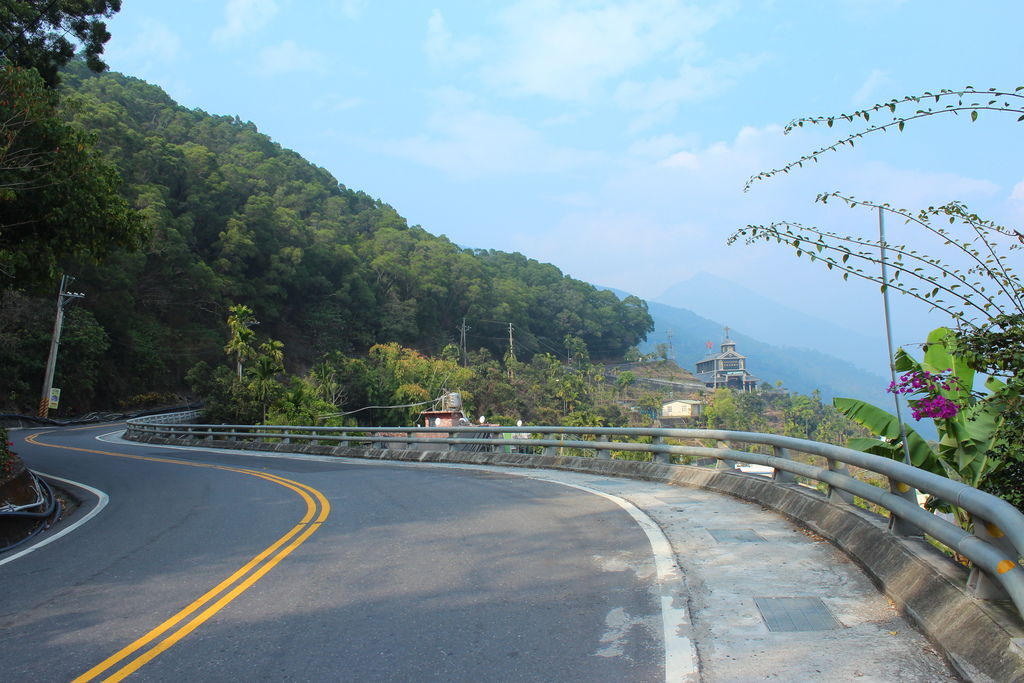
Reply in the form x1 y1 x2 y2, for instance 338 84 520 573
507 322 516 378
459 317 469 367
666 329 676 362
39 274 85 418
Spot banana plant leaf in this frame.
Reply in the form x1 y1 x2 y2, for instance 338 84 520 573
833 397 943 476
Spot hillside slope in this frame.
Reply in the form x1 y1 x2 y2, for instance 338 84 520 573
0 65 652 413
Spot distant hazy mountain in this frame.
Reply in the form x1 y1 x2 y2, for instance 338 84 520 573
654 272 887 375
604 286 892 411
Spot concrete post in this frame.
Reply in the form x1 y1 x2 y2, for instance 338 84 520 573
544 446 558 457
652 436 670 464
715 440 736 470
887 478 924 537
967 518 1017 600
771 446 797 484
595 448 611 460
826 459 856 505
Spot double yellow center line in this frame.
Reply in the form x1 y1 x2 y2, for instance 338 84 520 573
25 431 330 682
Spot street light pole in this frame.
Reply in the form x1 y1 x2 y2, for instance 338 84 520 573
38 274 85 418
878 207 921 537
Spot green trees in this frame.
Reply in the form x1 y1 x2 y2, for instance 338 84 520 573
0 5 137 287
0 66 144 289
224 304 257 379
191 307 292 424
1 0 122 86
696 387 863 446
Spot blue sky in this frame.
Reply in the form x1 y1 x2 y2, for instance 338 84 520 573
102 1 1024 362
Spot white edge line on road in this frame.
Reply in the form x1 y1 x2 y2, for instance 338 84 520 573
531 477 698 683
98 430 699 681
0 473 109 567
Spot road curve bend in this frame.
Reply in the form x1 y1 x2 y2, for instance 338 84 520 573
2 425 673 681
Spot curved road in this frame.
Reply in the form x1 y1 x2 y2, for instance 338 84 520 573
2 425 668 681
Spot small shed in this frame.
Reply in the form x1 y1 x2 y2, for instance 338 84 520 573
661 399 702 418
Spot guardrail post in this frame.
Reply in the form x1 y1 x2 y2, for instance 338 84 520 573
887 478 924 537
826 459 855 505
715 440 736 470
771 446 797 484
967 518 1017 600
595 447 611 460
652 436 670 464
543 446 558 457
310 431 319 447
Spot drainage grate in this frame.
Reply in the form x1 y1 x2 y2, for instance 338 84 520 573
707 528 765 543
754 597 841 632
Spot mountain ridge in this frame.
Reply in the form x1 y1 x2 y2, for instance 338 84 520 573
654 272 886 375
604 286 892 410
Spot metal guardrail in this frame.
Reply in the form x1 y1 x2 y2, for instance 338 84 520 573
131 409 203 425
126 415 1024 621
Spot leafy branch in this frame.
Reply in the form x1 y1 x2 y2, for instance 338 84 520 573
745 86 1024 191
728 193 1023 329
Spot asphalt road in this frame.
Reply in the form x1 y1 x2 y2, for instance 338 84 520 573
1 425 665 681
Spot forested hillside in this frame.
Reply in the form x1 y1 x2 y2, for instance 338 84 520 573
0 63 651 413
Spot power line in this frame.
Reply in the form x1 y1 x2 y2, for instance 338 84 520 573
317 396 439 420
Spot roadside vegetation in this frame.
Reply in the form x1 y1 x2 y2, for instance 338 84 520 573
733 85 1024 519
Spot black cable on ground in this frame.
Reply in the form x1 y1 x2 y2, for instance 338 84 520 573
0 473 60 554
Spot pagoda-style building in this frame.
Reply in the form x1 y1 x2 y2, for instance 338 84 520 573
695 327 760 392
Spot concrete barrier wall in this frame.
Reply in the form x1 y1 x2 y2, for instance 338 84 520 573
128 433 1024 682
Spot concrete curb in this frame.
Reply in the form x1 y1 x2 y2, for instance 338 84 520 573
131 434 1024 681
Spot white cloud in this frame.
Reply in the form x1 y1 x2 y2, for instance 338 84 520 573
334 0 366 19
481 0 729 100
256 40 326 76
107 18 181 65
212 0 278 44
540 111 586 127
851 68 894 107
511 209 712 296
512 120 1007 311
331 96 364 111
549 191 595 207
424 9 482 65
627 133 700 159
313 94 365 111
382 90 601 179
1011 180 1024 201
658 150 700 169
616 54 767 133
838 0 910 20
